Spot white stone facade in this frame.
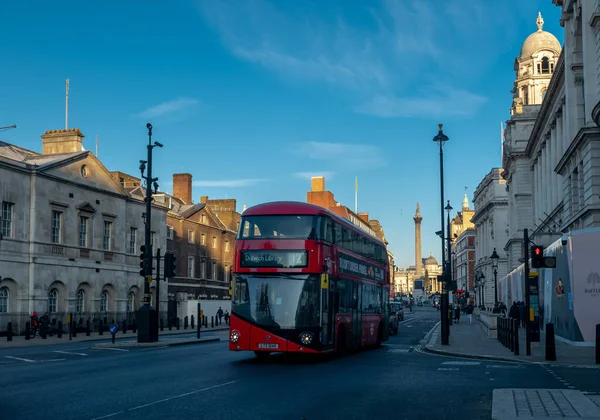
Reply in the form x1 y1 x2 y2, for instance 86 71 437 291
472 168 509 309
0 129 168 332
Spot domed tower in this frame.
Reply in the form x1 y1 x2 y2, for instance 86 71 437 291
511 12 562 115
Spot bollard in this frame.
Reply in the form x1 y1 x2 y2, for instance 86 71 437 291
184 316 188 330
545 323 557 361
99 319 104 335
7 322 13 341
191 315 195 330
168 317 172 331
160 318 164 332
72 318 77 338
509 319 514 352
204 316 207 327
57 321 63 338
211 316 214 328
132 321 137 333
86 319 91 337
123 320 127 334
176 317 180 330
513 319 519 356
25 322 30 340
596 324 600 365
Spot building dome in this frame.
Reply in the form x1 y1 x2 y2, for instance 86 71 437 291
424 252 438 266
520 12 561 59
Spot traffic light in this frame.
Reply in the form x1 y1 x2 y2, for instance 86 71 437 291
140 245 147 277
531 245 557 269
164 252 176 278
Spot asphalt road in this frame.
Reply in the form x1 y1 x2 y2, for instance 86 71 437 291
0 307 596 420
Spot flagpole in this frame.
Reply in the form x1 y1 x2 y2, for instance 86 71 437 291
65 78 70 129
355 177 358 213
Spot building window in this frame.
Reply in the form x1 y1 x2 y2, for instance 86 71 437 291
200 234 206 246
212 261 218 280
79 216 89 248
0 287 8 313
51 210 62 244
100 290 108 312
224 266 229 284
1 202 14 239
201 261 206 279
188 230 195 243
541 57 550 74
201 214 207 224
151 231 156 248
188 256 195 278
212 237 217 248
225 240 230 252
103 221 112 250
76 289 85 313
48 288 58 313
128 292 135 312
167 226 173 240
129 227 137 254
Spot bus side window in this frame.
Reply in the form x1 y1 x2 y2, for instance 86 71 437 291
333 222 342 245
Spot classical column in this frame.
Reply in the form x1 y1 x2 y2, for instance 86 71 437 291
414 203 423 276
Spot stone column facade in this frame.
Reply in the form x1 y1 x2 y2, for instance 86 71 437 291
414 203 423 276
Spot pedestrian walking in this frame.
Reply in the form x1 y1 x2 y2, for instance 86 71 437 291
465 303 474 324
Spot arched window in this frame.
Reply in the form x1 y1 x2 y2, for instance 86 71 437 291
541 57 550 74
76 289 85 313
128 292 135 312
48 289 58 313
100 291 108 312
0 287 8 313
541 89 547 101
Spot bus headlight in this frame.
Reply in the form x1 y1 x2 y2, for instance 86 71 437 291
299 332 313 345
230 330 240 343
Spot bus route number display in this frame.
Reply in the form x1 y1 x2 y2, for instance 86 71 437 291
240 250 308 268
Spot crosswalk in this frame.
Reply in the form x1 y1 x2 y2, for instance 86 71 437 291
2 346 131 365
436 360 525 371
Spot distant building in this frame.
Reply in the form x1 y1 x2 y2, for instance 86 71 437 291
450 191 476 303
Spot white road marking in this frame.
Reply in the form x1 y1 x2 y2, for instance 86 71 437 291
437 368 459 371
89 411 124 420
53 350 87 356
93 347 129 352
442 361 480 365
129 380 238 411
39 358 66 362
485 364 525 369
4 356 35 363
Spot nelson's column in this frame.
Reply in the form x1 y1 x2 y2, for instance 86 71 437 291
414 203 423 276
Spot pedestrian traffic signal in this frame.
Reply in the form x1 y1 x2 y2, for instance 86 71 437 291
140 245 147 277
164 252 176 278
531 245 557 269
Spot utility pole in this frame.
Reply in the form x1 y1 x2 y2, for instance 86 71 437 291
155 248 161 339
137 123 163 343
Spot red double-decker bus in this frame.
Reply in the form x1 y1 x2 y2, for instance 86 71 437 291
229 201 391 358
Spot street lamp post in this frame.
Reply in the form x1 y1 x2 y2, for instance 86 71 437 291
480 271 486 309
491 248 500 307
137 123 163 343
433 124 449 345
445 201 453 325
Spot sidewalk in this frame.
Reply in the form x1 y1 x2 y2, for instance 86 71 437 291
423 317 598 367
0 325 229 349
492 389 600 419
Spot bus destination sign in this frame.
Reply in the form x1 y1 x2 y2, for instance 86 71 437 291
338 253 384 282
240 250 308 268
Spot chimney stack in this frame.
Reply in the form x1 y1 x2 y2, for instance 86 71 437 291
311 176 325 192
173 173 192 204
200 196 208 203
41 128 84 155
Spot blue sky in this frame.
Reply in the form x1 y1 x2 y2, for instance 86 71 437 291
0 0 563 267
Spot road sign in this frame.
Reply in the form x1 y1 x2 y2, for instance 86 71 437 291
147 275 153 284
109 324 118 335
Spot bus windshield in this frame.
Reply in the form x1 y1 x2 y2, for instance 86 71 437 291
232 274 320 329
238 215 316 240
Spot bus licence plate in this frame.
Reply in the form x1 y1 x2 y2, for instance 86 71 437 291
258 343 278 349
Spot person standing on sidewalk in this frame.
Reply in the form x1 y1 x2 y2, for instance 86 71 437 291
465 303 474 324
453 304 461 323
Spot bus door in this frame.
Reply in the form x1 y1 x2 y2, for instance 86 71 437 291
320 274 335 347
352 281 361 348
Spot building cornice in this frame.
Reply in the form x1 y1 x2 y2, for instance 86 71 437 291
555 126 600 174
471 200 508 225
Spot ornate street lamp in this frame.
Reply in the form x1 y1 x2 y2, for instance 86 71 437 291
491 248 500 307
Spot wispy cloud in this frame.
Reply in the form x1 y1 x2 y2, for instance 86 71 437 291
197 0 521 118
294 171 335 180
192 178 267 188
137 97 199 119
297 142 384 167
355 86 488 118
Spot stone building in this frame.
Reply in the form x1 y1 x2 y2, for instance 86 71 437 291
450 192 476 302
0 129 168 333
154 173 239 320
472 169 509 309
